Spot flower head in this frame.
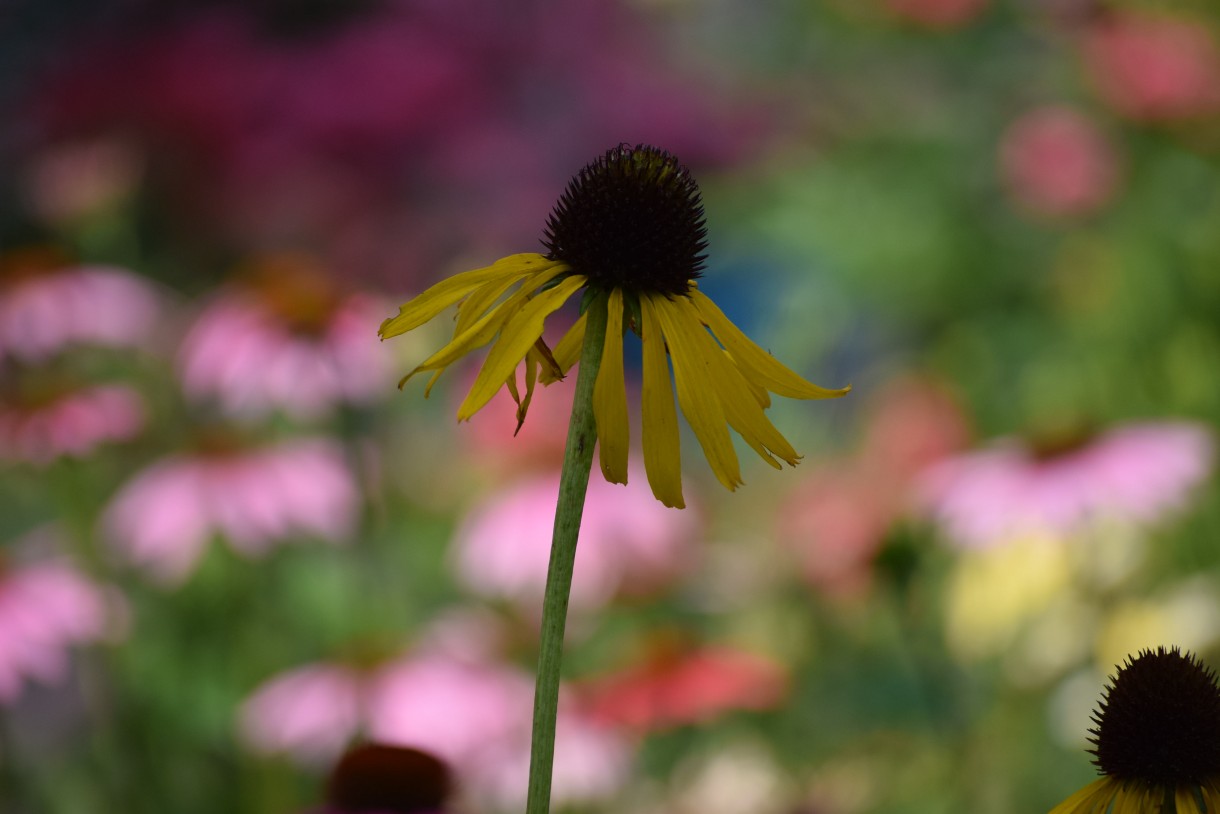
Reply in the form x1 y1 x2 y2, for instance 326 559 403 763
320 743 451 814
1050 647 1220 813
379 144 848 508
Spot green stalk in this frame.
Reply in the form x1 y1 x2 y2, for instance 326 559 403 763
524 291 609 814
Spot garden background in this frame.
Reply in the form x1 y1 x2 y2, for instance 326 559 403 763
1 1 1218 812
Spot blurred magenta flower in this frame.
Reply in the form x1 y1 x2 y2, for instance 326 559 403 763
241 647 629 808
103 436 358 584
999 106 1121 218
0 249 160 363
453 465 698 613
579 637 787 732
884 0 988 29
31 3 763 287
1084 12 1220 121
918 421 1215 549
0 554 126 704
178 253 392 420
0 383 144 466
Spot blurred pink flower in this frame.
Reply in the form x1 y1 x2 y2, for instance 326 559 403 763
453 466 698 613
178 254 392 420
780 375 969 597
0 251 160 363
0 557 125 704
1084 13 1220 121
103 437 358 584
777 461 895 600
580 639 787 732
241 648 630 808
917 421 1215 548
885 0 988 29
0 384 144 466
999 106 1121 218
239 663 365 763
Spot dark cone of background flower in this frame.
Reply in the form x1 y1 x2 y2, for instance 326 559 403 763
325 743 451 813
542 143 708 297
1090 647 1220 786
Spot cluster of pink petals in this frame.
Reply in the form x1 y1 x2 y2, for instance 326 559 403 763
240 651 630 809
178 292 392 420
885 0 988 29
580 645 788 732
103 438 358 584
0 384 144 465
999 106 1121 218
918 421 1215 549
0 558 125 703
779 376 970 597
1084 13 1220 121
453 466 698 613
0 265 160 362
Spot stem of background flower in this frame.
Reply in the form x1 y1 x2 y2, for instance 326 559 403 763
525 291 609 814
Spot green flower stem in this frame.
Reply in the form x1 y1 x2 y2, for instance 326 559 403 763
525 291 609 814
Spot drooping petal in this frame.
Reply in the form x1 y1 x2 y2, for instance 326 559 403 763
458 275 587 420
397 265 567 389
672 296 800 470
639 296 685 509
649 294 741 490
1048 778 1116 814
541 313 587 385
454 272 534 337
690 289 850 400
593 288 629 485
379 254 560 339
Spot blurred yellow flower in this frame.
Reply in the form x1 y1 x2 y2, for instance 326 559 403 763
379 145 848 508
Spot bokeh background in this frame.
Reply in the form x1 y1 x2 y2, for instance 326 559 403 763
1 0 1218 812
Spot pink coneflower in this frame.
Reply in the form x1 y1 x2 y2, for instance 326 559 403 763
918 421 1215 549
0 382 144 466
999 106 1121 218
0 248 161 363
453 465 698 613
240 648 630 808
103 436 358 584
1083 12 1220 121
178 253 392 421
579 636 787 732
0 555 125 703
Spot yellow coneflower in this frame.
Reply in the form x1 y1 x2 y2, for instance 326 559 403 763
1049 647 1220 814
380 144 848 508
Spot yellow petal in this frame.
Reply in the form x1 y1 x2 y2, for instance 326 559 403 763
1048 778 1115 814
673 295 799 469
639 296 684 508
513 347 542 435
458 275 586 420
540 312 587 385
401 264 567 385
649 294 741 490
690 288 850 400
593 288 629 485
379 253 559 339
454 272 532 337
